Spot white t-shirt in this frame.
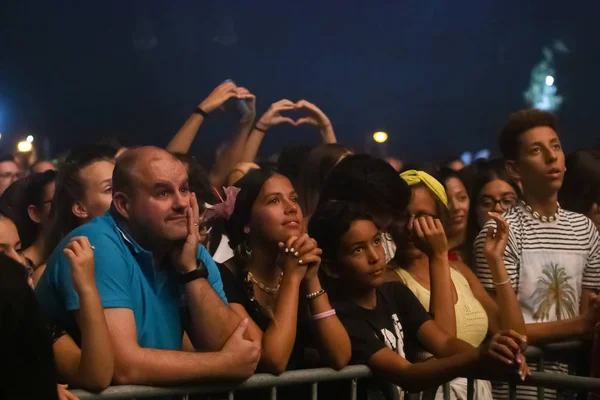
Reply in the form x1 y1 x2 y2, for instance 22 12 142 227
474 202 600 399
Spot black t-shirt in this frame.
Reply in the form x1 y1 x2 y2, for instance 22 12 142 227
334 282 432 400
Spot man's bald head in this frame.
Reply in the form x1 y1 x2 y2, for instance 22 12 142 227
112 146 183 196
111 146 192 244
31 160 57 174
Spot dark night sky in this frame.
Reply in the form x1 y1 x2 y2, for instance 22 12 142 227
1 1 600 165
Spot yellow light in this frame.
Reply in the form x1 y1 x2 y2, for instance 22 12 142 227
17 140 33 152
0 133 2 140
373 131 388 143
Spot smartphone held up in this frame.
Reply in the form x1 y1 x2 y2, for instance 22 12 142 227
223 79 253 121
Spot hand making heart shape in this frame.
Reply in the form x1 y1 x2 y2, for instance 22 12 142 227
255 99 331 131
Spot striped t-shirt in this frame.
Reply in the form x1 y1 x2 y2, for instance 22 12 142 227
474 202 600 399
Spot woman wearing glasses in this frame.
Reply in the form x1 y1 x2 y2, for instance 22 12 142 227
465 159 521 269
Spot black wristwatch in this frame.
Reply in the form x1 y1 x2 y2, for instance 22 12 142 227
179 259 209 284
194 106 209 118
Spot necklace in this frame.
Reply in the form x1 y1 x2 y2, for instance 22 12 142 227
246 271 283 295
520 200 560 223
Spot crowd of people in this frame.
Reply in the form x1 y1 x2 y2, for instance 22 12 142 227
1 80 599 400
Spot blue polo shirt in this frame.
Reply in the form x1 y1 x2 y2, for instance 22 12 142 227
35 211 228 351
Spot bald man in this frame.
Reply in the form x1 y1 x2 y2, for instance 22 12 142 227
31 160 57 174
36 147 260 386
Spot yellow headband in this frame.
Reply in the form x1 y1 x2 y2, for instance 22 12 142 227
400 170 448 208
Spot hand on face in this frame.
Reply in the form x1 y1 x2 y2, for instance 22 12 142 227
170 193 202 274
410 215 448 259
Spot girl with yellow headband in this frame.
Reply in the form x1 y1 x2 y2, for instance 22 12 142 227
385 170 527 399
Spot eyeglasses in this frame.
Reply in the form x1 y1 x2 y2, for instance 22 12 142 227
0 172 21 180
479 196 517 211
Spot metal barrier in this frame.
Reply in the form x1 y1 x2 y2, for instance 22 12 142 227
72 366 372 399
71 341 596 400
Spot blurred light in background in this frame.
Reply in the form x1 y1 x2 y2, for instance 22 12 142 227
26 135 34 143
373 131 388 143
545 75 554 86
17 140 32 152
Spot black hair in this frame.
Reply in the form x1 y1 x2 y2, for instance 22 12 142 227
44 144 115 259
499 109 558 161
172 152 218 205
225 168 276 249
14 170 57 249
559 149 600 215
0 253 59 399
308 200 373 265
276 144 314 185
465 158 521 267
95 136 130 158
0 177 29 222
319 154 410 219
401 162 439 176
296 143 353 217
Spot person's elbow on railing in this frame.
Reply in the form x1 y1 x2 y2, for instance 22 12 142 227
112 317 261 386
303 270 351 371
55 237 114 392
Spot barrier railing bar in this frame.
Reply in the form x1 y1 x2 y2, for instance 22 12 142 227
73 366 373 399
467 378 474 400
228 390 234 400
537 353 545 400
443 381 450 400
522 340 582 358
311 382 318 400
72 371 600 400
350 378 357 400
71 342 594 400
270 386 276 400
524 372 600 391
509 382 516 400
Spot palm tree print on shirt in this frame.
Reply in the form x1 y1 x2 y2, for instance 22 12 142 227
531 262 577 322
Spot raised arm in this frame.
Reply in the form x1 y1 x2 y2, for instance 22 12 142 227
208 88 256 188
166 81 239 154
474 216 599 344
295 100 337 144
463 213 526 335
54 237 113 391
241 99 296 163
